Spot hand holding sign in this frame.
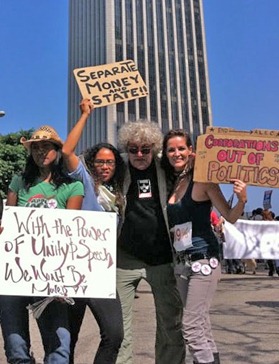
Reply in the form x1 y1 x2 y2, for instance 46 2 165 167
74 60 148 108
79 98 94 116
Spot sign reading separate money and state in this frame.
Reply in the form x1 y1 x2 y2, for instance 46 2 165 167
194 126 279 188
0 206 117 298
73 59 148 108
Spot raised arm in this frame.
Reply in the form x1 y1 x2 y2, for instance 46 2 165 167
62 99 94 172
206 179 247 223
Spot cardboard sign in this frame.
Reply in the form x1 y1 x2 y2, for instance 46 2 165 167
194 126 279 187
73 60 148 108
0 207 117 298
223 219 279 259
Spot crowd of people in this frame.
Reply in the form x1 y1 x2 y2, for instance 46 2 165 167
0 98 250 364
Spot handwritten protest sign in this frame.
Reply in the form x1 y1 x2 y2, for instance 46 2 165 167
194 126 279 187
0 207 117 298
73 60 148 108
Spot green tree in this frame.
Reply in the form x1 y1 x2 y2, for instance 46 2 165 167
0 129 33 198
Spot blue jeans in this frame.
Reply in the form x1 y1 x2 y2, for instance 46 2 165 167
69 294 124 364
0 295 70 364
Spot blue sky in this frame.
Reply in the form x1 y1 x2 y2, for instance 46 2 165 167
1 0 279 214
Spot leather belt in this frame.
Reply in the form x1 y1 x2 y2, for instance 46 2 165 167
187 253 209 261
176 251 219 264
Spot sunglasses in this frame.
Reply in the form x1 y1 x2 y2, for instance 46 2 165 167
128 147 152 155
94 159 115 167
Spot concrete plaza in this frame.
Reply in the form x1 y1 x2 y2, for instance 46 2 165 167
0 269 278 364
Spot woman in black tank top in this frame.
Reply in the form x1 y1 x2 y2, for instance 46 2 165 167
161 129 247 364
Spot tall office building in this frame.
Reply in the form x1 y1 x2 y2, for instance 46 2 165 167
68 0 212 151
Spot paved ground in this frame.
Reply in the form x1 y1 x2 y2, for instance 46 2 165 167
0 266 278 364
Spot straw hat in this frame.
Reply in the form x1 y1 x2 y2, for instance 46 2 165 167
20 125 63 150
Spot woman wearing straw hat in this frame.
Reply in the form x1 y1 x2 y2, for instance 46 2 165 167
0 125 84 364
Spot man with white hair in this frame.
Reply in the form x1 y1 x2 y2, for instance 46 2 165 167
116 120 185 364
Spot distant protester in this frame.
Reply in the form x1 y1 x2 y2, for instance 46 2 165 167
261 209 277 276
250 207 263 220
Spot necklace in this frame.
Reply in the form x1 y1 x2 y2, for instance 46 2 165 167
102 182 114 193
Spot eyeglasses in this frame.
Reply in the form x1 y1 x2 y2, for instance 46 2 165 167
94 159 115 167
128 146 152 155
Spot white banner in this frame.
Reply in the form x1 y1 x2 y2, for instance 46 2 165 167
223 219 279 259
0 206 117 298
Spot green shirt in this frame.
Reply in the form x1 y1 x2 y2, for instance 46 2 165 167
9 175 84 209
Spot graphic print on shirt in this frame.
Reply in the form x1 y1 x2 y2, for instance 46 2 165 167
137 179 152 198
26 194 58 208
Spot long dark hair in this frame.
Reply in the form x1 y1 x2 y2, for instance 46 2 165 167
161 129 194 195
83 142 125 212
22 145 72 190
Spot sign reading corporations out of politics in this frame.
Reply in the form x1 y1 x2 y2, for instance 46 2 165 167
73 59 148 108
194 126 279 188
0 206 117 299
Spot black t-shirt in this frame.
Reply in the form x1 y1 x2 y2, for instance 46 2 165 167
118 161 172 265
